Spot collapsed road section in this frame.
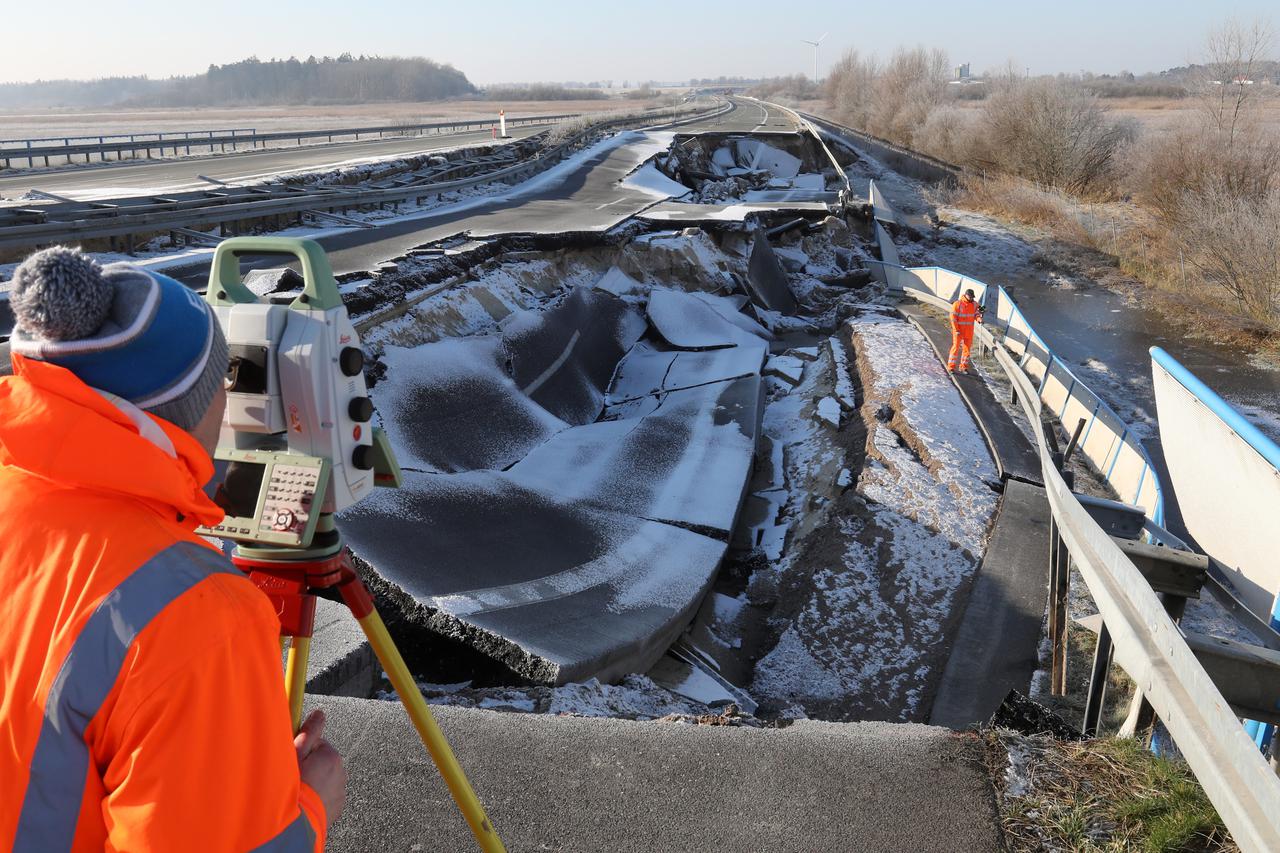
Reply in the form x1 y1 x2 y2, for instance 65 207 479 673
342 274 768 684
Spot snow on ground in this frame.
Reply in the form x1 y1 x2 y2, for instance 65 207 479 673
921 207 1039 277
620 161 692 199
850 316 999 554
749 312 999 722
363 256 603 350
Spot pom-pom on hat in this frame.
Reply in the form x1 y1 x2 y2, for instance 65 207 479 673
9 246 228 432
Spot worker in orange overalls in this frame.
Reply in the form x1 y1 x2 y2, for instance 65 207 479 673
948 288 984 373
1 247 345 850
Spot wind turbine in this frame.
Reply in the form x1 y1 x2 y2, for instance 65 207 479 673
801 32 828 81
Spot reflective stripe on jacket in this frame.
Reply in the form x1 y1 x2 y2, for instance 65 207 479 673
951 298 979 333
0 354 325 852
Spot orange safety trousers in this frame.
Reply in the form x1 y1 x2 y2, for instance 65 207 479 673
948 298 980 371
0 355 326 852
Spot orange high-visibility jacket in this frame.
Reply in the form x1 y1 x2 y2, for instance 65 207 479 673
0 355 326 852
950 298 980 335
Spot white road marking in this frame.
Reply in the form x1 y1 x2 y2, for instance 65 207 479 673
752 103 771 133
520 330 580 396
594 198 627 210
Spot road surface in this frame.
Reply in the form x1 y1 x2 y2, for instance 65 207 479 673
0 125 549 201
317 695 1005 852
151 99 809 283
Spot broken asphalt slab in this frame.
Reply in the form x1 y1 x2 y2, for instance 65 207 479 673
746 228 797 314
315 695 1006 853
341 281 766 684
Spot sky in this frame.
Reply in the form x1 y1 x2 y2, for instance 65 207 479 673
1 0 1276 86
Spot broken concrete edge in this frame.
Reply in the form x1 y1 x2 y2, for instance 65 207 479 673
339 547 729 689
346 215 819 337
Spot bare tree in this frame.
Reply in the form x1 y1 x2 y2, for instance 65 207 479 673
1191 18 1276 146
1175 180 1280 326
978 76 1134 195
823 49 878 133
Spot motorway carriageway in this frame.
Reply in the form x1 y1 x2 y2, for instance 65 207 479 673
154 98 807 283
0 124 550 202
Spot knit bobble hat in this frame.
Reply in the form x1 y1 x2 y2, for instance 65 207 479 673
9 246 228 432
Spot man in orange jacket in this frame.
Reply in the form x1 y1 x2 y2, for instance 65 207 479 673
948 288 984 373
0 247 345 851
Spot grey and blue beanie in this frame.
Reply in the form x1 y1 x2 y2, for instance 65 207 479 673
8 247 228 431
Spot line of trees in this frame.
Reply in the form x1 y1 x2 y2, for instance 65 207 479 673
482 85 607 101
0 54 476 109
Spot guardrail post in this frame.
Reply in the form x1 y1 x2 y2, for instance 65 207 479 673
1049 518 1070 695
1120 591 1190 741
1082 622 1114 736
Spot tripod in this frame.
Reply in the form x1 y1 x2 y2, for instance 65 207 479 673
231 517 506 852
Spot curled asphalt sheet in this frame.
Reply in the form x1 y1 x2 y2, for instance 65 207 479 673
746 228 798 314
342 281 767 684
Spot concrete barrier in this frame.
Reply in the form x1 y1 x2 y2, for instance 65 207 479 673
806 114 961 186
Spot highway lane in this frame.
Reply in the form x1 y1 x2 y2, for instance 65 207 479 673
0 125 549 202
157 100 806 284
1 101 805 341
176 130 681 281
679 97 795 134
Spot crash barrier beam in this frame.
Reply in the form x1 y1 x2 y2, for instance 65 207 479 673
0 100 734 253
756 99 854 203
875 259 1163 525
868 180 898 225
1150 347 1280 639
801 112 963 186
990 325 1280 853
0 116 582 168
878 236 1280 850
1150 346 1280 756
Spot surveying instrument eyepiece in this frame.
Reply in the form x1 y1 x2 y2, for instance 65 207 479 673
198 237 505 852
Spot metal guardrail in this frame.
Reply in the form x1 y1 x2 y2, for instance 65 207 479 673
0 128 258 167
892 276 1280 848
803 112 962 185
0 115 580 168
0 101 732 253
881 262 1165 522
993 331 1280 852
756 99 854 204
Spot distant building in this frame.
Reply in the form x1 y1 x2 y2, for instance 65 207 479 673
955 63 971 81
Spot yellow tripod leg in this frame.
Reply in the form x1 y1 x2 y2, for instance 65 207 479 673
283 636 310 734
357 608 506 853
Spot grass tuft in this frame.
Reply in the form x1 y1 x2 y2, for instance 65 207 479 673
987 731 1238 852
